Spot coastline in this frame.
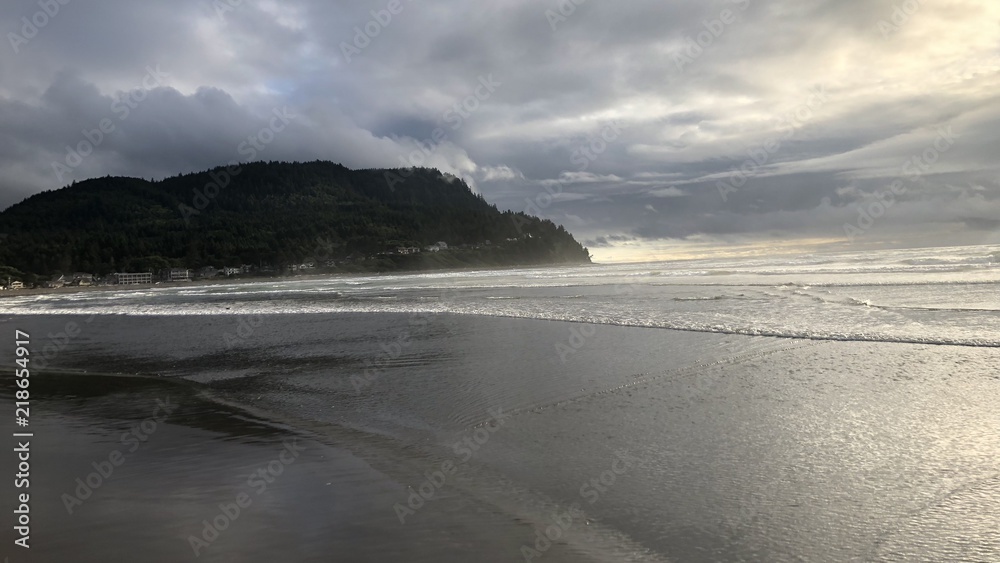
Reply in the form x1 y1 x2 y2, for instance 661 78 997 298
0 260 595 300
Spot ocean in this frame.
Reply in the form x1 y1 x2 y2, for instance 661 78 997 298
2 244 998 562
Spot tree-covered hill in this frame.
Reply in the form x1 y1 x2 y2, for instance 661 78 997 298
0 161 591 278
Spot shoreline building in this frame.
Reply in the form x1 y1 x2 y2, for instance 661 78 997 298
111 272 153 285
44 274 67 288
162 268 192 282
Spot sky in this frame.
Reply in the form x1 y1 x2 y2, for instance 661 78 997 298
1 0 999 262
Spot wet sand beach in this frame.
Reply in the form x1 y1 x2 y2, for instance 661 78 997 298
0 371 594 563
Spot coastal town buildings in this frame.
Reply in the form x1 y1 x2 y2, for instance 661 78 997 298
111 272 153 285
162 268 192 282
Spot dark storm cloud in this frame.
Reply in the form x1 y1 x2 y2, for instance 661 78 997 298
1 0 998 256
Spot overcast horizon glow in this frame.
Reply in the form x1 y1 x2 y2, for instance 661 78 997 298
2 0 999 262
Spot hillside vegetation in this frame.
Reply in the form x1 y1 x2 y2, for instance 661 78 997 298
0 161 591 280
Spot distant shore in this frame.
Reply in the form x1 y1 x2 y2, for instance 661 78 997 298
0 275 288 298
0 260 596 300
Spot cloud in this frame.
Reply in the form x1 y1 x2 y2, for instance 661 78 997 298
584 234 637 248
1 0 999 255
480 165 523 182
648 187 686 198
